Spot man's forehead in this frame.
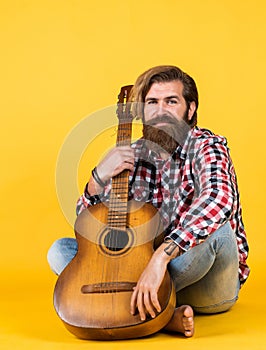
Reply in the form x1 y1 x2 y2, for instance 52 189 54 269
145 80 184 99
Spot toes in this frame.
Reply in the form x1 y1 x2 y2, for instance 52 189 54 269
184 329 193 337
183 316 193 326
163 305 194 336
183 310 194 337
183 305 194 318
183 320 194 337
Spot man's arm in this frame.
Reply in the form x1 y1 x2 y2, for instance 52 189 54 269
76 145 134 214
130 239 180 321
168 141 237 251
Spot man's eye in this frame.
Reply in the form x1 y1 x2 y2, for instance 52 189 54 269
147 100 157 104
168 99 177 104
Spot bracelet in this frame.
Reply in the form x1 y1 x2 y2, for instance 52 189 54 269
91 167 107 187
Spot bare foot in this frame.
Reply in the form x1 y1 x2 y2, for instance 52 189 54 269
164 305 194 337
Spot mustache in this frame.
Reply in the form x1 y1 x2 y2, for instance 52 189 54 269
144 114 178 127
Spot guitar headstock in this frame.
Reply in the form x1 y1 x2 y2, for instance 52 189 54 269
117 85 133 121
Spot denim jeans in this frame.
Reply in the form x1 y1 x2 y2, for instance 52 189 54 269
47 222 240 314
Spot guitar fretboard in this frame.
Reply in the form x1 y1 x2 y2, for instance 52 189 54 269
107 98 132 229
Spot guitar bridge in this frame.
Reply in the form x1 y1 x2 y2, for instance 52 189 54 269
81 282 136 294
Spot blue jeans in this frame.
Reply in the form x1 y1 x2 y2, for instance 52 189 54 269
47 222 240 314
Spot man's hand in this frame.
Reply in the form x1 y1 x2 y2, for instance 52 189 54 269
130 241 179 321
87 145 134 195
97 146 135 183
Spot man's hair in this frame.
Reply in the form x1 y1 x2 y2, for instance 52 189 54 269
131 65 199 127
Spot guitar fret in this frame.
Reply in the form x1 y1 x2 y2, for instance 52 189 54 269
108 216 127 219
110 197 128 201
108 207 128 212
109 196 128 200
107 219 127 227
111 187 128 191
108 221 127 225
108 211 127 215
108 209 127 214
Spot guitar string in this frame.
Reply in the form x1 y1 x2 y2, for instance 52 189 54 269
115 121 128 295
100 95 132 303
103 122 126 295
113 119 130 295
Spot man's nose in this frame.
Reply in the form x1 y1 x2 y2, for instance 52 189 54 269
157 101 167 114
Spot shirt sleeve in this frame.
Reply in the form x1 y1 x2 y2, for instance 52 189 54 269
168 141 236 251
76 182 111 216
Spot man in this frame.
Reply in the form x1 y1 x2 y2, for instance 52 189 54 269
48 65 250 337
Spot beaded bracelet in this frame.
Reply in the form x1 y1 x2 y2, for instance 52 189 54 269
91 167 107 187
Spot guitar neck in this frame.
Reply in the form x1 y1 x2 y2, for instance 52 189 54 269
107 85 133 230
108 116 132 229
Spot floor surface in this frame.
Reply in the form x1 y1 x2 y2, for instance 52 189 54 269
1 263 265 350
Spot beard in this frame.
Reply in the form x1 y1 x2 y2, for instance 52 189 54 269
142 112 191 155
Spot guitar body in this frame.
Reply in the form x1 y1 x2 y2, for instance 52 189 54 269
54 200 176 340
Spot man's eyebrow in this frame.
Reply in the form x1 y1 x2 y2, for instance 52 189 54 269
145 95 180 101
145 97 157 101
165 95 180 100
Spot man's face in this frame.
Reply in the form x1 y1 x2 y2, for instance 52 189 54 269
144 80 194 124
142 80 195 154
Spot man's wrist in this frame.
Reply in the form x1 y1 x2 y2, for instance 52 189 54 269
91 167 107 187
154 239 180 264
163 237 180 260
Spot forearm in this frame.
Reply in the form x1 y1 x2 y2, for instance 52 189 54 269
76 176 109 215
155 239 181 264
87 172 106 196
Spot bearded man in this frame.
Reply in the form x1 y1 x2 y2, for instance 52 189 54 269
48 65 250 337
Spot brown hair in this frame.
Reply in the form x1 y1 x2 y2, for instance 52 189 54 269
131 65 199 126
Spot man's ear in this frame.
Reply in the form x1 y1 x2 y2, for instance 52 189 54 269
188 101 196 121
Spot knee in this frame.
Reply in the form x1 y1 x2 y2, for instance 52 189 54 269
176 279 240 315
47 238 77 275
47 238 65 264
192 296 239 314
47 239 62 274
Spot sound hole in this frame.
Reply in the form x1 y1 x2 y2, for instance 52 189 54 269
104 229 129 251
98 227 134 256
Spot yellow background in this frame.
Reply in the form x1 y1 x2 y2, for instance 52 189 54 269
0 0 265 349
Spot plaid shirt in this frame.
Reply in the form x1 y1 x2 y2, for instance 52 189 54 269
77 126 250 286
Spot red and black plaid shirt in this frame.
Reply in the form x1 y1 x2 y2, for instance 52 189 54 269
77 126 250 286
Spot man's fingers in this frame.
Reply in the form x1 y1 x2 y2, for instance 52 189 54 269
137 291 146 321
150 291 161 313
130 288 137 315
97 145 135 181
131 287 161 321
143 292 156 319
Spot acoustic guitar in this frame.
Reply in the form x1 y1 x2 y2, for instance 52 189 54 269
53 86 176 340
